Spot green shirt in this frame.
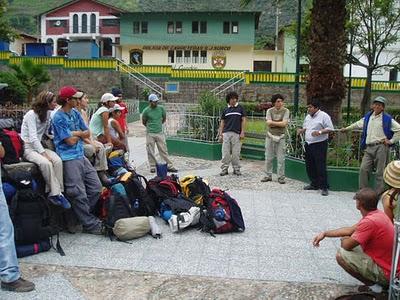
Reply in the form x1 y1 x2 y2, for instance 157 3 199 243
89 106 109 137
142 105 166 134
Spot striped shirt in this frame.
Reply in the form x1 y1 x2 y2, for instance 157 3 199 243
221 104 246 134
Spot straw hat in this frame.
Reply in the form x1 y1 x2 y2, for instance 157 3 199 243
384 161 400 188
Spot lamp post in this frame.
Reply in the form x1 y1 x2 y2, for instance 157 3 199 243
293 0 302 116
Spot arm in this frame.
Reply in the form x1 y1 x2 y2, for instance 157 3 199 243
24 113 45 154
311 114 335 137
267 109 290 128
389 119 400 145
101 111 112 144
0 144 4 158
312 224 357 247
341 119 364 132
112 119 125 140
240 117 246 139
142 110 147 127
218 119 225 137
162 107 166 124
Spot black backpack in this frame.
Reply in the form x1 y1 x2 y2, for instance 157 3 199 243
7 170 64 255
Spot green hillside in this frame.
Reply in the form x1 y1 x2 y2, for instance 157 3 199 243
7 0 304 46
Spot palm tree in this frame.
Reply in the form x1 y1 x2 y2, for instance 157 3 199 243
306 0 347 124
9 59 51 104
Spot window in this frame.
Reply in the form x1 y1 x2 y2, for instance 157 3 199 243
176 50 183 63
253 61 272 72
176 21 182 33
192 21 199 33
82 14 87 33
168 50 174 63
103 19 120 27
192 50 199 63
90 13 96 33
389 68 398 82
200 21 207 33
167 21 174 34
184 50 191 63
165 82 179 93
72 14 78 33
133 21 147 34
223 21 239 34
200 50 207 63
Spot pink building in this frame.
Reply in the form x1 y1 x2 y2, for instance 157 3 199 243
39 0 123 57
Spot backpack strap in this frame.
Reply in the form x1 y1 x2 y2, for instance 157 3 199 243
50 234 66 256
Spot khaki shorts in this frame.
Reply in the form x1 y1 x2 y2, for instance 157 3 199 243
338 246 388 286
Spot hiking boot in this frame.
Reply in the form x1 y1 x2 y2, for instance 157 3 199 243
220 169 228 176
233 170 242 176
278 177 286 184
83 225 104 235
261 176 272 182
303 184 318 190
150 168 156 173
167 166 178 173
1 278 35 292
321 189 329 196
48 194 71 209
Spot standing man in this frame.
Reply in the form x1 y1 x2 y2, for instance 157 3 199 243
341 96 400 195
297 99 334 196
218 91 246 176
261 94 290 184
142 94 177 173
0 143 35 292
52 86 103 234
313 188 398 294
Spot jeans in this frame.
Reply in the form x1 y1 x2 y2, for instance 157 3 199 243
0 170 20 283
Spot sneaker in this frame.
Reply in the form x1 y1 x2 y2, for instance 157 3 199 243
167 166 178 173
303 184 319 190
220 169 228 176
150 168 156 173
321 189 329 196
278 177 286 184
261 176 272 182
1 278 35 292
83 225 104 235
48 194 71 209
233 170 242 176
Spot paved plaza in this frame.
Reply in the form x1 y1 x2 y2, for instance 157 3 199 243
0 122 365 299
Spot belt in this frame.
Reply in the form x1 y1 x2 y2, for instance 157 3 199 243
366 141 384 147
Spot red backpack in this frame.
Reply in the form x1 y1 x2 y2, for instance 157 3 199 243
0 129 23 164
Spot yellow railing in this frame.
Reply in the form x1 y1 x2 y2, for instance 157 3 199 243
64 59 117 69
0 51 11 60
128 65 172 74
351 78 400 91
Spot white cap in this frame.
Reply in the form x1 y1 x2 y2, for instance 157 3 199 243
109 103 124 113
148 94 159 102
101 93 119 103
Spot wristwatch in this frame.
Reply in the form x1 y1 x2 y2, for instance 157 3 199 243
318 130 322 135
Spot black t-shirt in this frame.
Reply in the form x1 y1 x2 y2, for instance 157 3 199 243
221 105 246 134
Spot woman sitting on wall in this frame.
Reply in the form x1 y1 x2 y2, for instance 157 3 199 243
20 90 70 209
382 160 400 222
108 104 127 151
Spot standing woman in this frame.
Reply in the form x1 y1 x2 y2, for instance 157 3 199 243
20 91 70 208
89 93 117 148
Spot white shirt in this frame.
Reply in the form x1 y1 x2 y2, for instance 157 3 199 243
302 110 334 144
20 110 51 153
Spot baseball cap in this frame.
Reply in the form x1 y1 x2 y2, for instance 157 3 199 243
101 93 119 103
58 86 83 99
373 96 386 105
109 103 124 113
148 94 159 102
111 88 122 97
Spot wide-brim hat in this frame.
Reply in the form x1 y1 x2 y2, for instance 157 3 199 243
384 160 400 188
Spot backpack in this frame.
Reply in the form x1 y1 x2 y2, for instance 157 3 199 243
120 172 157 216
0 128 23 164
199 188 245 234
8 170 64 256
180 175 211 206
147 175 181 205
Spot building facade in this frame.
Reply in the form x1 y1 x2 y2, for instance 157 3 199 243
39 0 123 57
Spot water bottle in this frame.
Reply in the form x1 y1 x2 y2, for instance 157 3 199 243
214 208 226 221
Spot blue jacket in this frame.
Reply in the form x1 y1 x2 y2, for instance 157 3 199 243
360 111 393 149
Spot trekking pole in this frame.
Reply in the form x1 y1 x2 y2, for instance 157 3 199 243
389 221 400 300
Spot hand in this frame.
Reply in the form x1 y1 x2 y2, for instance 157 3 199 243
218 133 223 142
92 142 101 153
240 131 245 139
311 130 321 137
42 152 53 163
312 232 325 247
105 142 113 148
384 139 392 146
296 128 304 136
339 127 347 133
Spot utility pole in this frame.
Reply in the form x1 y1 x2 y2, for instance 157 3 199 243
293 0 302 116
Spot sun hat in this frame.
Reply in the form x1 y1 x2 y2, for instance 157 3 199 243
101 93 119 103
373 96 386 105
384 160 400 188
148 94 159 102
109 103 124 113
58 86 83 99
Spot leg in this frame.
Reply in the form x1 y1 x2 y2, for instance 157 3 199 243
359 148 374 189
82 157 102 211
336 250 375 286
154 133 173 166
45 149 64 193
63 159 101 231
304 143 318 187
314 140 329 189
264 136 274 177
221 132 232 171
23 147 62 196
146 133 157 169
374 144 390 195
0 176 20 283
92 141 108 172
276 138 286 179
231 133 241 172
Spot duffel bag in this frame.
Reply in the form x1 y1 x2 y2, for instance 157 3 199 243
113 217 150 241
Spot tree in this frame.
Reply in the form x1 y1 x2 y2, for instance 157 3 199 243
8 59 51 103
347 0 400 114
306 0 347 124
0 0 18 41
